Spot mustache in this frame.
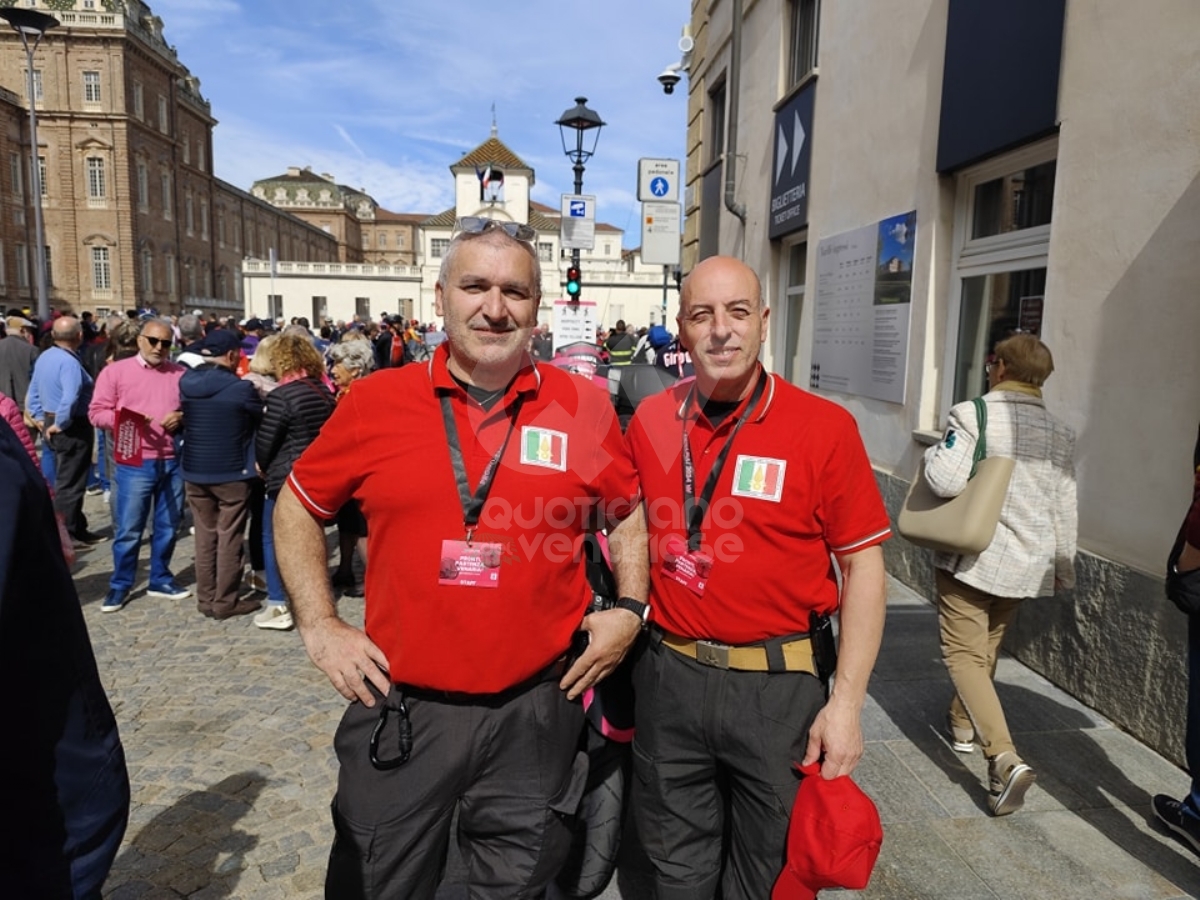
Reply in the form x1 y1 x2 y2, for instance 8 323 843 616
468 321 522 333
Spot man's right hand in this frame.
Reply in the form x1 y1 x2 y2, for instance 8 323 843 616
300 616 391 706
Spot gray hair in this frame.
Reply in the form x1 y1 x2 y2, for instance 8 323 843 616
435 229 542 302
178 313 205 342
329 337 376 375
139 316 174 335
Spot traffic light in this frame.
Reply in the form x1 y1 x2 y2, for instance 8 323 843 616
566 265 582 300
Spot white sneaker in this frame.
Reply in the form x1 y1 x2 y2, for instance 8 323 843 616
254 604 293 630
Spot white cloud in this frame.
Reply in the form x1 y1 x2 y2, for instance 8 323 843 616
155 0 691 242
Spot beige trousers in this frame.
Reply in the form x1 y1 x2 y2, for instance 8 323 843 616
936 569 1024 758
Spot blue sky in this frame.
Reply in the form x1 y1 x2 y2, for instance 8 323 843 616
148 0 691 245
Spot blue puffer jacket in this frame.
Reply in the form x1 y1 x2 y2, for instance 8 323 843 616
178 363 262 484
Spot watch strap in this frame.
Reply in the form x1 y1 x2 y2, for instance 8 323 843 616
615 596 650 626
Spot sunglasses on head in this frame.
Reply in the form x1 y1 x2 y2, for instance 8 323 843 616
142 335 173 349
454 216 536 243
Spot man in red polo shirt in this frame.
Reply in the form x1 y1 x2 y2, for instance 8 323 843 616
625 255 890 900
274 217 648 898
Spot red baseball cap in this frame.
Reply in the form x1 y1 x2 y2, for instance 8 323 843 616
771 762 883 900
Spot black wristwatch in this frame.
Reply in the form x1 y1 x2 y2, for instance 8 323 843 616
614 596 651 628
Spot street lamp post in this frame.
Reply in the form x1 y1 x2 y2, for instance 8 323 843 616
555 97 605 290
0 7 60 321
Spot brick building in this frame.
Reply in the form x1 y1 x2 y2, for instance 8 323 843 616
0 0 336 318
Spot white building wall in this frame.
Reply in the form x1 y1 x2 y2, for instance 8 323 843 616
242 260 423 325
694 0 1200 575
1046 0 1200 570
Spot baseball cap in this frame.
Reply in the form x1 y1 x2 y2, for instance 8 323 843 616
194 329 242 358
771 763 883 900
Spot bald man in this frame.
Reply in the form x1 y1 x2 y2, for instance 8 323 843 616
27 316 101 545
624 256 890 899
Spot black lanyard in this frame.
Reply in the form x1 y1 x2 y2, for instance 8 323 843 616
439 390 525 541
681 369 768 552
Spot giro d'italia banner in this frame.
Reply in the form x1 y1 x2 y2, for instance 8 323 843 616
810 211 916 405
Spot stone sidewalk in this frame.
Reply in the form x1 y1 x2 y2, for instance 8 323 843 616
71 491 1200 898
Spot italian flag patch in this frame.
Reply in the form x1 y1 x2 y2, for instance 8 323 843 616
731 455 786 502
520 426 568 471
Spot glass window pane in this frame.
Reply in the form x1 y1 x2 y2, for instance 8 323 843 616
971 160 1056 239
790 0 819 85
952 267 1047 403
781 241 807 384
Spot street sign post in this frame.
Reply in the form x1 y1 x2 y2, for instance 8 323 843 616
560 193 596 250
640 201 681 266
638 158 680 203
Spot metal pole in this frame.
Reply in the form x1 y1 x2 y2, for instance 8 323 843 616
572 159 584 272
20 28 49 320
662 265 669 320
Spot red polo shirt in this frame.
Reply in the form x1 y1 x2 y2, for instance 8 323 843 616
288 344 640 693
626 370 890 644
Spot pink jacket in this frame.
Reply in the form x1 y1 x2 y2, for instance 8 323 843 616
1 392 39 470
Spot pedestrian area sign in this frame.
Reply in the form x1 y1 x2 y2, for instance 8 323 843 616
638 158 680 202
560 194 596 250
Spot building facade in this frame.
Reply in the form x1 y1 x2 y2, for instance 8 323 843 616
681 0 1200 763
246 131 676 335
0 0 336 318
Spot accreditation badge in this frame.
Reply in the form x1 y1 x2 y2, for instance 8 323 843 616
660 535 712 597
439 539 502 588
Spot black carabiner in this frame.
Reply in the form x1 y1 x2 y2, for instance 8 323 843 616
369 693 413 770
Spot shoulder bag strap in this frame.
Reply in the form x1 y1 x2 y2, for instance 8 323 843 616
969 396 988 479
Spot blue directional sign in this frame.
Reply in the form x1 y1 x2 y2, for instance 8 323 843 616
650 176 670 197
569 200 587 217
768 81 815 239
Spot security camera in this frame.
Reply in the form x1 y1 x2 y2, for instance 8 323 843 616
658 66 682 95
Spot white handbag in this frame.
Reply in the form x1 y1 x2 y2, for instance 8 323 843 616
897 398 1014 555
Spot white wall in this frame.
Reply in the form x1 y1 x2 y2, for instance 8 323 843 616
1044 0 1200 570
696 0 1200 574
242 262 423 325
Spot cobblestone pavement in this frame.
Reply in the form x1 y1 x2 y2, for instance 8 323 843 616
73 491 1200 898
76 493 348 900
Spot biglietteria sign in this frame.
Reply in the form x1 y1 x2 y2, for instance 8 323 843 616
768 81 815 240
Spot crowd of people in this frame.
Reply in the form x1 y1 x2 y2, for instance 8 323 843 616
6 216 1200 899
0 305 443 627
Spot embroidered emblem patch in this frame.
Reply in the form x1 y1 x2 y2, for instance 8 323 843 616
730 455 786 502
520 426 568 471
944 429 957 448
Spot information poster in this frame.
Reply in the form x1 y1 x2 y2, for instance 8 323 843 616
810 211 916 404
551 300 597 351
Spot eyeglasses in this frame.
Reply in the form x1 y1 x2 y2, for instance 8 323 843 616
141 335 173 349
454 216 536 243
985 360 1001 372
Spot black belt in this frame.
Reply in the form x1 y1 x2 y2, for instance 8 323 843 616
370 657 569 770
397 656 567 708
